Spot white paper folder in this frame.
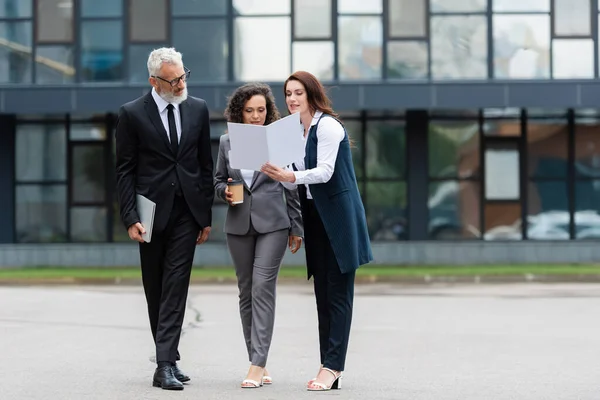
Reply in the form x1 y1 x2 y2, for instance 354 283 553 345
136 194 156 243
227 112 305 171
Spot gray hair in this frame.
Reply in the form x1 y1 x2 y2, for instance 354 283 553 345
147 47 183 77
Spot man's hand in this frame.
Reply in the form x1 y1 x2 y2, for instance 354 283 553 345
288 235 302 253
197 226 211 245
261 162 296 183
225 178 235 206
128 222 146 243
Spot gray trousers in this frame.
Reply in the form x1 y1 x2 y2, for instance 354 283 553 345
226 224 288 367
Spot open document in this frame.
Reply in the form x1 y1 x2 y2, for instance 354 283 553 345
228 112 305 171
136 194 155 243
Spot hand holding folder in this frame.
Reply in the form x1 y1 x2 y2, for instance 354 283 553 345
136 194 156 243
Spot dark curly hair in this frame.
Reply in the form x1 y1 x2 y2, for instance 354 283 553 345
224 82 281 125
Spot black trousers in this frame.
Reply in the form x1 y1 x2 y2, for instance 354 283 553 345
139 195 200 363
302 198 355 372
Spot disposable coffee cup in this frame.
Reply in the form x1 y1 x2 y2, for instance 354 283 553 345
227 179 244 204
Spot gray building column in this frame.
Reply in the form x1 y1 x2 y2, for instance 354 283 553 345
406 110 429 240
0 115 15 243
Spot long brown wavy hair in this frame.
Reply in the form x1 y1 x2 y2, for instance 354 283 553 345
224 82 281 124
284 71 340 121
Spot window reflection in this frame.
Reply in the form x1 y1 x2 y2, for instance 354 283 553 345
429 121 480 179
389 0 426 37
527 122 567 178
174 19 228 82
343 119 363 178
553 0 590 36
493 15 550 78
366 182 406 241
210 205 228 241
575 120 600 178
130 0 167 42
527 181 568 240
233 0 290 15
36 46 74 84
338 16 382 80
71 207 107 242
0 0 31 17
16 124 66 182
430 16 487 79
70 123 106 141
72 145 106 204
493 0 549 12
37 0 73 43
16 185 67 243
235 17 290 81
129 44 156 83
428 181 480 239
338 0 382 14
575 181 600 239
173 0 226 16
485 146 520 200
430 0 486 13
484 203 522 240
82 0 121 17
483 119 521 136
294 0 331 38
81 21 123 82
366 120 405 178
293 41 334 80
387 41 428 79
0 21 32 83
553 39 593 79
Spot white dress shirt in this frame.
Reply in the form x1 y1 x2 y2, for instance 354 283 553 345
285 111 345 199
240 169 255 188
151 88 182 144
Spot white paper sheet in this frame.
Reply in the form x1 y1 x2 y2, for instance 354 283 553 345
228 112 305 170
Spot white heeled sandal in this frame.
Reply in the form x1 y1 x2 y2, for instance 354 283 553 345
241 379 263 388
306 367 342 391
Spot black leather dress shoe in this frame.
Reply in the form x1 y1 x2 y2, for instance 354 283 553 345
172 364 191 383
152 366 184 390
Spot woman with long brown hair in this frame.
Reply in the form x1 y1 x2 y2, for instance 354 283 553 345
261 71 373 391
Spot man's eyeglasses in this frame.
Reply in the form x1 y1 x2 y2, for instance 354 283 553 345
153 67 190 87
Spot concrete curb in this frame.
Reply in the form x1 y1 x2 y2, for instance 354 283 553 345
3 274 600 286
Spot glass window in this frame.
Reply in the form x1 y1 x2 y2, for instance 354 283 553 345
428 181 481 239
0 22 32 83
234 17 290 81
292 41 334 80
388 41 428 79
130 0 167 42
366 182 406 240
128 44 156 83
174 19 228 82
365 120 405 178
36 0 73 43
484 203 522 240
81 0 122 17
483 108 520 118
575 120 600 178
485 145 520 200
294 0 331 38
430 0 487 13
172 0 227 16
35 46 74 84
430 16 487 79
338 16 382 80
16 124 66 182
483 119 521 136
112 196 129 242
233 0 290 15
493 15 550 78
554 0 590 36
527 122 567 178
338 0 382 14
344 119 363 179
71 207 107 242
209 205 228 242
0 0 32 17
389 0 426 37
81 21 123 82
553 39 593 78
492 0 549 12
16 185 67 243
429 121 480 179
575 181 600 239
527 181 569 239
70 123 107 141
211 121 227 139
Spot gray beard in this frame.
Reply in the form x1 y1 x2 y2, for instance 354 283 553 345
159 87 188 104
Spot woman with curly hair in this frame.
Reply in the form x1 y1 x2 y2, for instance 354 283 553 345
214 82 304 388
